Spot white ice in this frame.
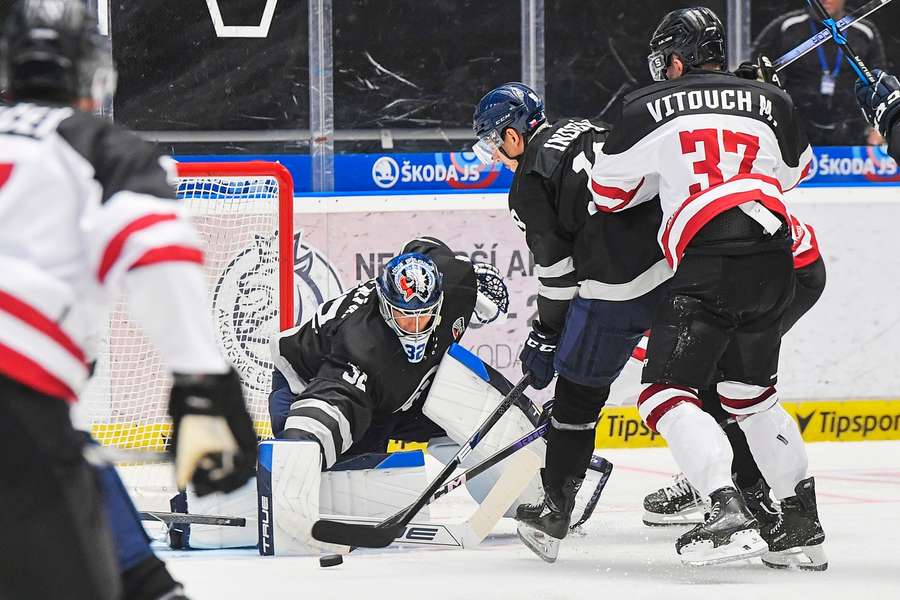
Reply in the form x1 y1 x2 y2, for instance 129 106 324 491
159 441 900 600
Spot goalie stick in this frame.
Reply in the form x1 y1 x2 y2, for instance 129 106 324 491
312 374 532 548
774 0 894 72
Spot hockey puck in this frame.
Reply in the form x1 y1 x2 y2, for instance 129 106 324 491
319 554 343 568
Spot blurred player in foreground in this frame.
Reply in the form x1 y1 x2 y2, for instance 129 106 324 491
0 1 257 598
471 84 667 562
857 69 900 160
588 7 826 567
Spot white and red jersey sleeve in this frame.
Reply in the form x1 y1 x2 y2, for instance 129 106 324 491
788 213 821 269
0 104 226 402
588 73 812 271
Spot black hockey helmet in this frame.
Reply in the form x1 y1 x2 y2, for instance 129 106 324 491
647 7 726 81
0 0 116 103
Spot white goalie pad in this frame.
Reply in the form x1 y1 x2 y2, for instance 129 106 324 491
424 344 544 508
182 444 429 554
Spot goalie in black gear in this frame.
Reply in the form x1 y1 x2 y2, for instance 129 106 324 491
472 83 668 562
0 2 256 599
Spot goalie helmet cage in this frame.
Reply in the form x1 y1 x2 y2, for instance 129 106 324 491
82 160 294 456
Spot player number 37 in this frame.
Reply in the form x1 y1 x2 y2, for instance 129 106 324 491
679 128 760 195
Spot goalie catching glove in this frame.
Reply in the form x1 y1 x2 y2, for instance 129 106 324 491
169 368 258 496
473 262 509 324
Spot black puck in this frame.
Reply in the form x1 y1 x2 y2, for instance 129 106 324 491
319 554 343 568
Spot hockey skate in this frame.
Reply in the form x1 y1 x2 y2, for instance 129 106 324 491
739 478 780 531
643 473 706 526
515 470 583 563
675 487 767 566
761 477 828 571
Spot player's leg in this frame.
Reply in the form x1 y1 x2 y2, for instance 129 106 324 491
719 336 827 569
516 292 659 561
93 452 186 600
0 377 120 600
638 253 769 565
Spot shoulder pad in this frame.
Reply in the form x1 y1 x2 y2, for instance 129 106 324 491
524 119 609 178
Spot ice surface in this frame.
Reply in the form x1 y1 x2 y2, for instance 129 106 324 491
160 441 900 600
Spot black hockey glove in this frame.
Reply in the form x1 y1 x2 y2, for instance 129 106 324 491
169 368 258 496
473 262 509 324
519 321 559 390
856 69 900 138
734 55 783 89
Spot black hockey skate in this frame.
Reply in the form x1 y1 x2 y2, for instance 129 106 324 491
761 477 827 571
642 473 706 526
675 486 767 566
515 470 583 563
740 478 780 531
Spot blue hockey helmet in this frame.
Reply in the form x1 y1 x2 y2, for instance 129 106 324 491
471 82 545 164
376 252 444 363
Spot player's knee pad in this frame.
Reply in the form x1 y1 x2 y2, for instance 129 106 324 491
550 376 609 429
637 383 702 433
718 381 778 416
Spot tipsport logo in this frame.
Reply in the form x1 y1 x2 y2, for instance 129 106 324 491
789 402 900 441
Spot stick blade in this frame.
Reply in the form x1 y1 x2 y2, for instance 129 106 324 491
311 519 401 548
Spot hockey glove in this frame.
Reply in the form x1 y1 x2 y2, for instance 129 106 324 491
734 56 782 89
519 321 559 390
856 69 900 138
169 368 258 496
473 262 509 324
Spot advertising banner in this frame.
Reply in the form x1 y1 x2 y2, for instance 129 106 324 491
179 145 899 194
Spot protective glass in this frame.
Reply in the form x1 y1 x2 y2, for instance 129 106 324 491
471 129 505 165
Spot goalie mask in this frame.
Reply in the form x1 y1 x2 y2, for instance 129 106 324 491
376 253 444 363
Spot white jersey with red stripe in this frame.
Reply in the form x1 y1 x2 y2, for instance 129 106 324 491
788 212 820 269
0 102 227 401
587 71 813 270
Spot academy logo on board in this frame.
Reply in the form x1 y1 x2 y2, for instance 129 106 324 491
213 231 343 395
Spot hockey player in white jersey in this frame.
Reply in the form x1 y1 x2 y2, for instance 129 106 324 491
0 2 257 598
588 7 825 568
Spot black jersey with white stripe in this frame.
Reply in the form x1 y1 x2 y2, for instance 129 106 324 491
508 119 666 334
271 237 477 467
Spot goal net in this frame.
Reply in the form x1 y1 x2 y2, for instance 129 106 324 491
81 161 294 459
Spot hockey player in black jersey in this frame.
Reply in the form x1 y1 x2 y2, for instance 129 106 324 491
0 2 257 598
589 7 826 568
472 83 670 561
857 69 900 160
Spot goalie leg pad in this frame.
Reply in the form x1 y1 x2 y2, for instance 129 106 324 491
424 345 544 509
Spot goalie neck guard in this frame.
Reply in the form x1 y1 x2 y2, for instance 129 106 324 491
647 6 725 82
376 252 444 363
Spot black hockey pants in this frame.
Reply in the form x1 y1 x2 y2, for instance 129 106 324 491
0 376 119 600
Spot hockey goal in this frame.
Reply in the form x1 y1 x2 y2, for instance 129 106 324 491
82 160 295 455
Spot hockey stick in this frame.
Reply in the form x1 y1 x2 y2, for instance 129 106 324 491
774 0 894 72
803 0 877 84
83 445 172 467
139 511 246 527
312 374 532 548
570 455 613 530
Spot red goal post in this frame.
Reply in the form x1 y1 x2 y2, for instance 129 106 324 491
83 160 296 451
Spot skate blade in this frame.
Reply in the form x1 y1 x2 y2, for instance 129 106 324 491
642 507 705 527
762 543 828 571
680 529 768 566
516 523 561 563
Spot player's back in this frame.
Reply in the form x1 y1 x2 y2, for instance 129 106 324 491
0 103 87 283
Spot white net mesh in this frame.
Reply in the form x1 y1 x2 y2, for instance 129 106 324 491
81 163 291 452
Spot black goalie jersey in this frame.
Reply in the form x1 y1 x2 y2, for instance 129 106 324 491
270 238 477 467
509 119 668 334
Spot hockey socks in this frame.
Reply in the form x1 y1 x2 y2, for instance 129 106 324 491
735 402 809 500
